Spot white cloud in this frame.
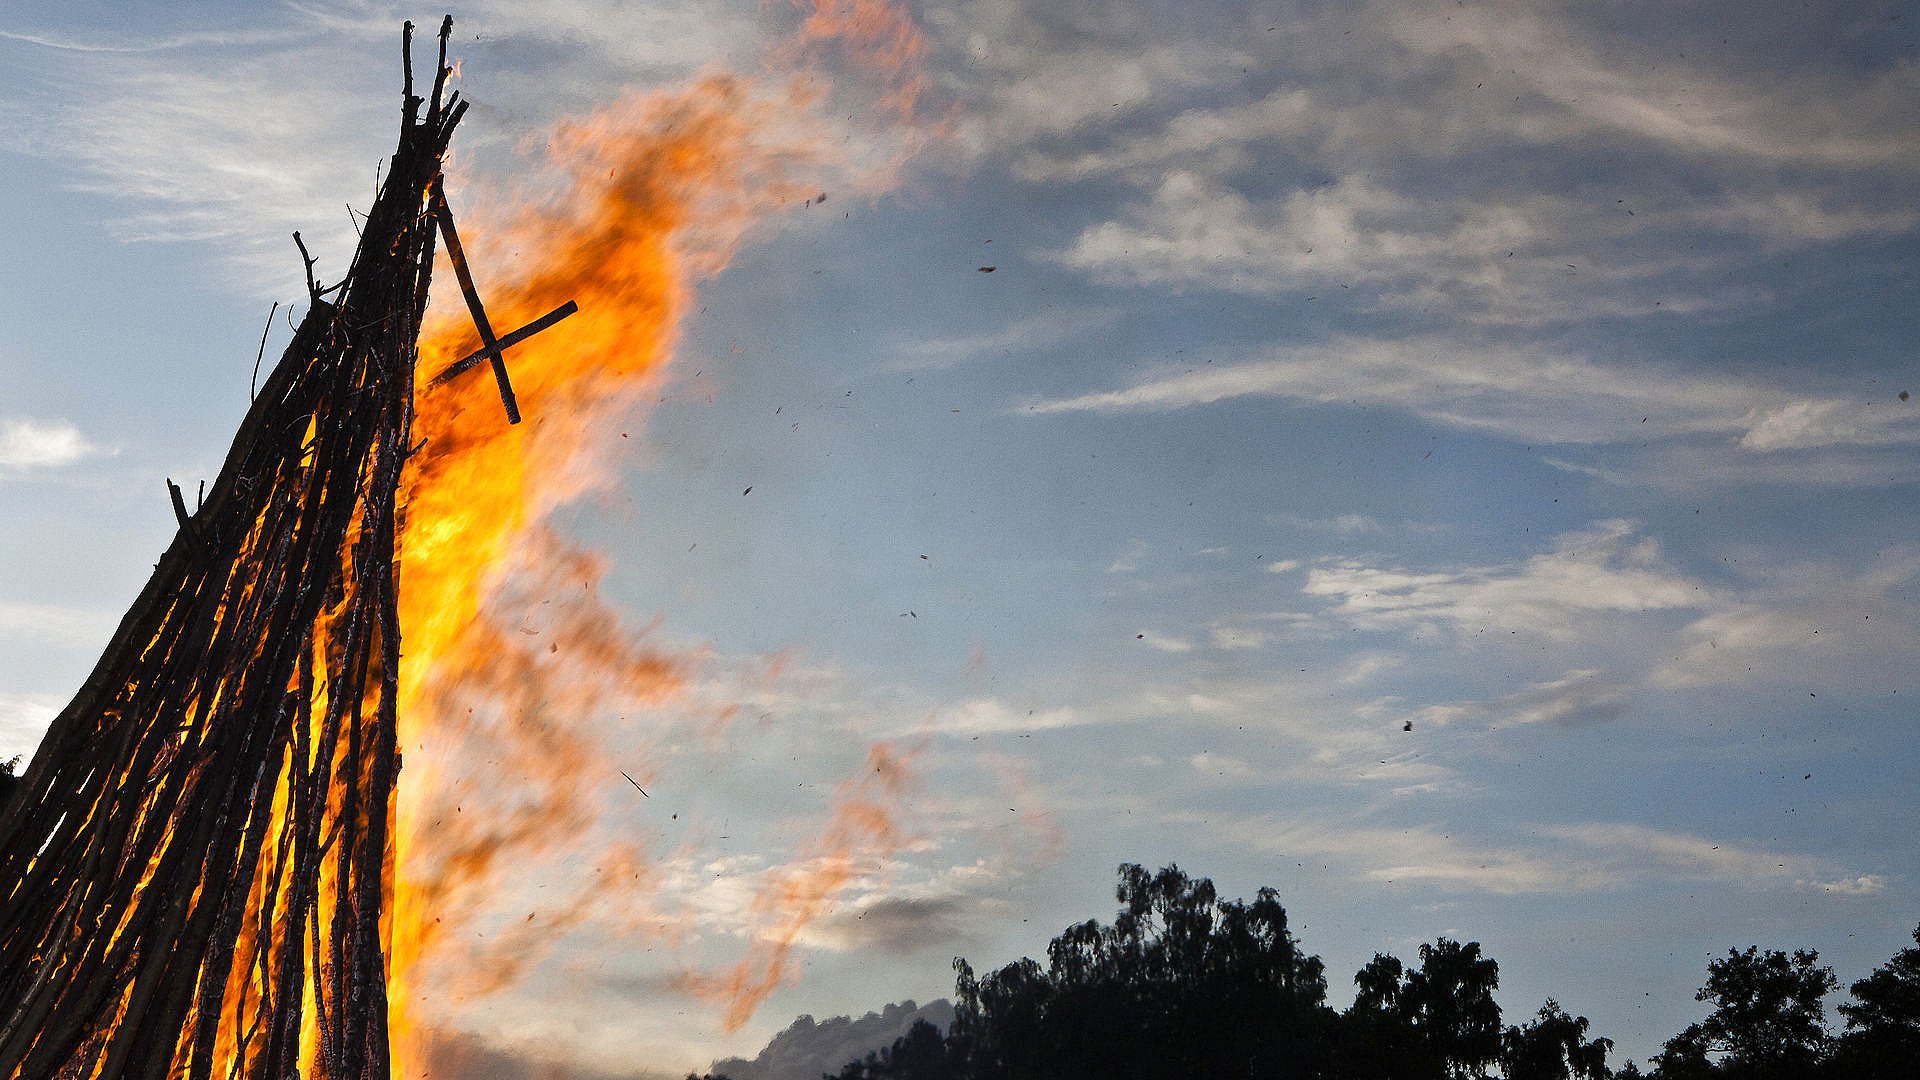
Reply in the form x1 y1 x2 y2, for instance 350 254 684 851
1207 818 1616 894
1138 678 1454 791
1016 5 1920 181
1051 171 1679 323
1544 824 1831 887
0 418 101 470
0 692 62 761
0 1 861 288
889 309 1120 372
1652 547 1920 689
1497 669 1632 727
1385 1 1920 171
1802 875 1888 896
1738 398 1919 452
1328 514 1382 534
984 0 1917 328
1208 624 1270 651
935 698 1086 736
0 27 297 53
1016 86 1322 183
927 0 1231 159
1134 631 1195 653
1272 514 1386 536
0 600 115 646
1021 335 1920 458
1338 653 1401 686
1300 519 1706 639
1188 750 1254 779
1199 814 1868 896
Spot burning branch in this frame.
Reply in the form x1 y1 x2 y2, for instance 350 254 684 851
0 18 575 1077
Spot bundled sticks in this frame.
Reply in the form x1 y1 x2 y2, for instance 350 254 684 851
0 19 547 1077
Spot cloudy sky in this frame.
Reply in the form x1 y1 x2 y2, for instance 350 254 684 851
2 0 1917 1075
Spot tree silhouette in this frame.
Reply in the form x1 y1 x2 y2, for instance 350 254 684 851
1831 924 1920 1079
804 864 1920 1080
839 864 1338 1079
829 1020 955 1080
1652 946 1835 1079
1502 999 1613 1080
1339 953 1422 1076
1407 939 1505 1079
943 863 1335 1079
1332 939 1507 1079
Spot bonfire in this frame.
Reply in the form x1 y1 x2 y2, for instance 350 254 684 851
0 19 574 1076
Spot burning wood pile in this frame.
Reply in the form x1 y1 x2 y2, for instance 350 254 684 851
0 19 570 1076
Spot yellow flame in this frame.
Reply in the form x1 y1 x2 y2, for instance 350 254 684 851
384 3 940 1070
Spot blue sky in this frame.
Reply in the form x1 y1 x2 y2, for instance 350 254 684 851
2 1 1917 1075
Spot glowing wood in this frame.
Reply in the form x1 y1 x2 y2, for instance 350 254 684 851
0 19 569 1077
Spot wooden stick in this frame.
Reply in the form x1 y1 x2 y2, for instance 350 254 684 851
167 478 198 547
429 299 579 385
292 232 319 302
430 184 522 423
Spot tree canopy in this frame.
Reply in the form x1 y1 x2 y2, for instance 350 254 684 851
820 863 1918 1080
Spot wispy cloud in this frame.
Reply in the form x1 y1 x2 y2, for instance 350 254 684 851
1498 669 1633 727
1106 538 1148 574
1381 668 1634 731
0 417 103 471
0 600 115 646
1544 823 1844 889
933 698 1087 736
978 0 1917 328
1201 817 1609 894
1202 814 1871 896
0 692 62 761
1122 677 1452 792
1135 631 1196 654
1385 1 1920 171
0 1 780 287
0 27 296 53
1653 546 1920 689
926 0 1233 159
1188 750 1255 780
1804 875 1888 896
1274 513 1385 535
889 308 1120 372
1301 519 1705 639
1050 171 1756 324
1020 336 1919 457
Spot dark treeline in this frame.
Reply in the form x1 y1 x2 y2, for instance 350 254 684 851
802 863 1918 1080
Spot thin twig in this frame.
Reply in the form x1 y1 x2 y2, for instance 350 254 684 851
250 301 279 401
292 232 319 302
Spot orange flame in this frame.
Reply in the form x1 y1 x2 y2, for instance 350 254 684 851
782 0 934 124
673 740 921 1031
391 77 786 1064
386 2 941 1071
